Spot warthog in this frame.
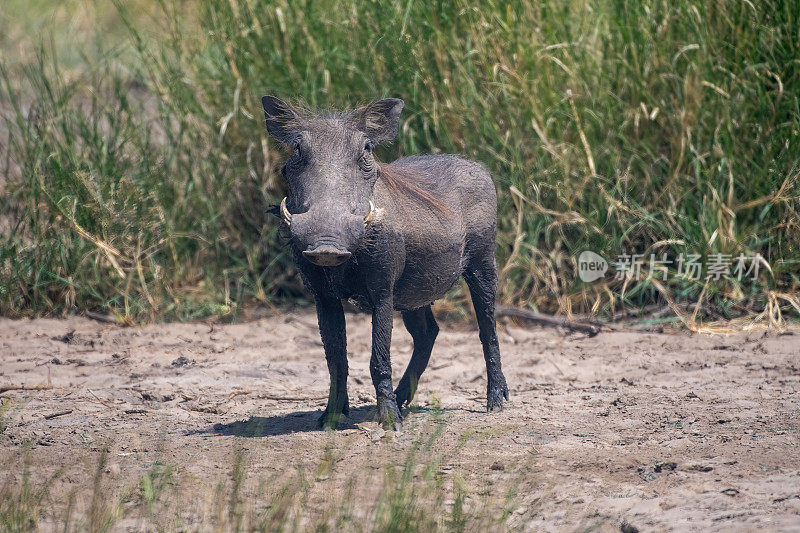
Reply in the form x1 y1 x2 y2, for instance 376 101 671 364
261 96 509 430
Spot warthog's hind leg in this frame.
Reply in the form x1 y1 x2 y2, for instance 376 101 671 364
395 305 439 408
464 254 509 411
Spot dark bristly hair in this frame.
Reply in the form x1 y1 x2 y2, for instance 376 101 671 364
377 162 449 215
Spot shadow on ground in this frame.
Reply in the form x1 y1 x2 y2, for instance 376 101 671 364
205 406 376 437
200 405 477 437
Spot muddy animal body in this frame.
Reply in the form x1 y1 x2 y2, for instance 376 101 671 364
262 96 509 429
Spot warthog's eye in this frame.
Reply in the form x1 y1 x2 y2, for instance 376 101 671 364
291 139 302 157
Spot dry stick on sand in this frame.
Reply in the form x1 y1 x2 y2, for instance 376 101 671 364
495 306 602 337
85 311 122 324
87 389 117 409
44 409 73 420
257 393 329 401
0 384 54 394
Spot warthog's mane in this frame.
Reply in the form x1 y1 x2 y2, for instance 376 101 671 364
377 162 449 215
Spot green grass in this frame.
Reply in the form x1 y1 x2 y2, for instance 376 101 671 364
0 419 531 532
0 445 65 532
1 0 798 323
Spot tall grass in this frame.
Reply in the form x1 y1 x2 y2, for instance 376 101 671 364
1 0 798 322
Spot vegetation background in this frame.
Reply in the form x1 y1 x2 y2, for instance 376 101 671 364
1 0 799 325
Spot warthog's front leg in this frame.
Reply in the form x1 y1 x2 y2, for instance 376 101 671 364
370 294 402 430
315 294 349 429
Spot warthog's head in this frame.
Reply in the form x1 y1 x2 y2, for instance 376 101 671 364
262 96 404 267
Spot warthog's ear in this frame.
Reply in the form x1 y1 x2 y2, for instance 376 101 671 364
262 95 301 143
358 98 405 144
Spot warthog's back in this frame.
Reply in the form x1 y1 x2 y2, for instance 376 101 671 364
375 154 498 310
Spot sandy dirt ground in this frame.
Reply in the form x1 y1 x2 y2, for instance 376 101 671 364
1 312 799 531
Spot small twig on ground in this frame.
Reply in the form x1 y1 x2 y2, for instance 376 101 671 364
257 393 329 401
228 390 251 401
85 311 122 324
648 306 676 319
547 357 565 376
570 303 698 324
0 384 54 394
605 304 663 322
44 409 73 420
495 306 602 337
87 389 116 408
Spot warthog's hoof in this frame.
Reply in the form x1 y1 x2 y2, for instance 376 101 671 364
318 401 349 429
377 397 403 431
318 411 345 429
394 379 417 409
486 378 509 412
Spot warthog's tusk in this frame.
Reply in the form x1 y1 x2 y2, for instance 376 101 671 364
364 200 375 227
280 197 292 226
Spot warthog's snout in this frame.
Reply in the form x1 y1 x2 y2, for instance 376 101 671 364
302 245 352 266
